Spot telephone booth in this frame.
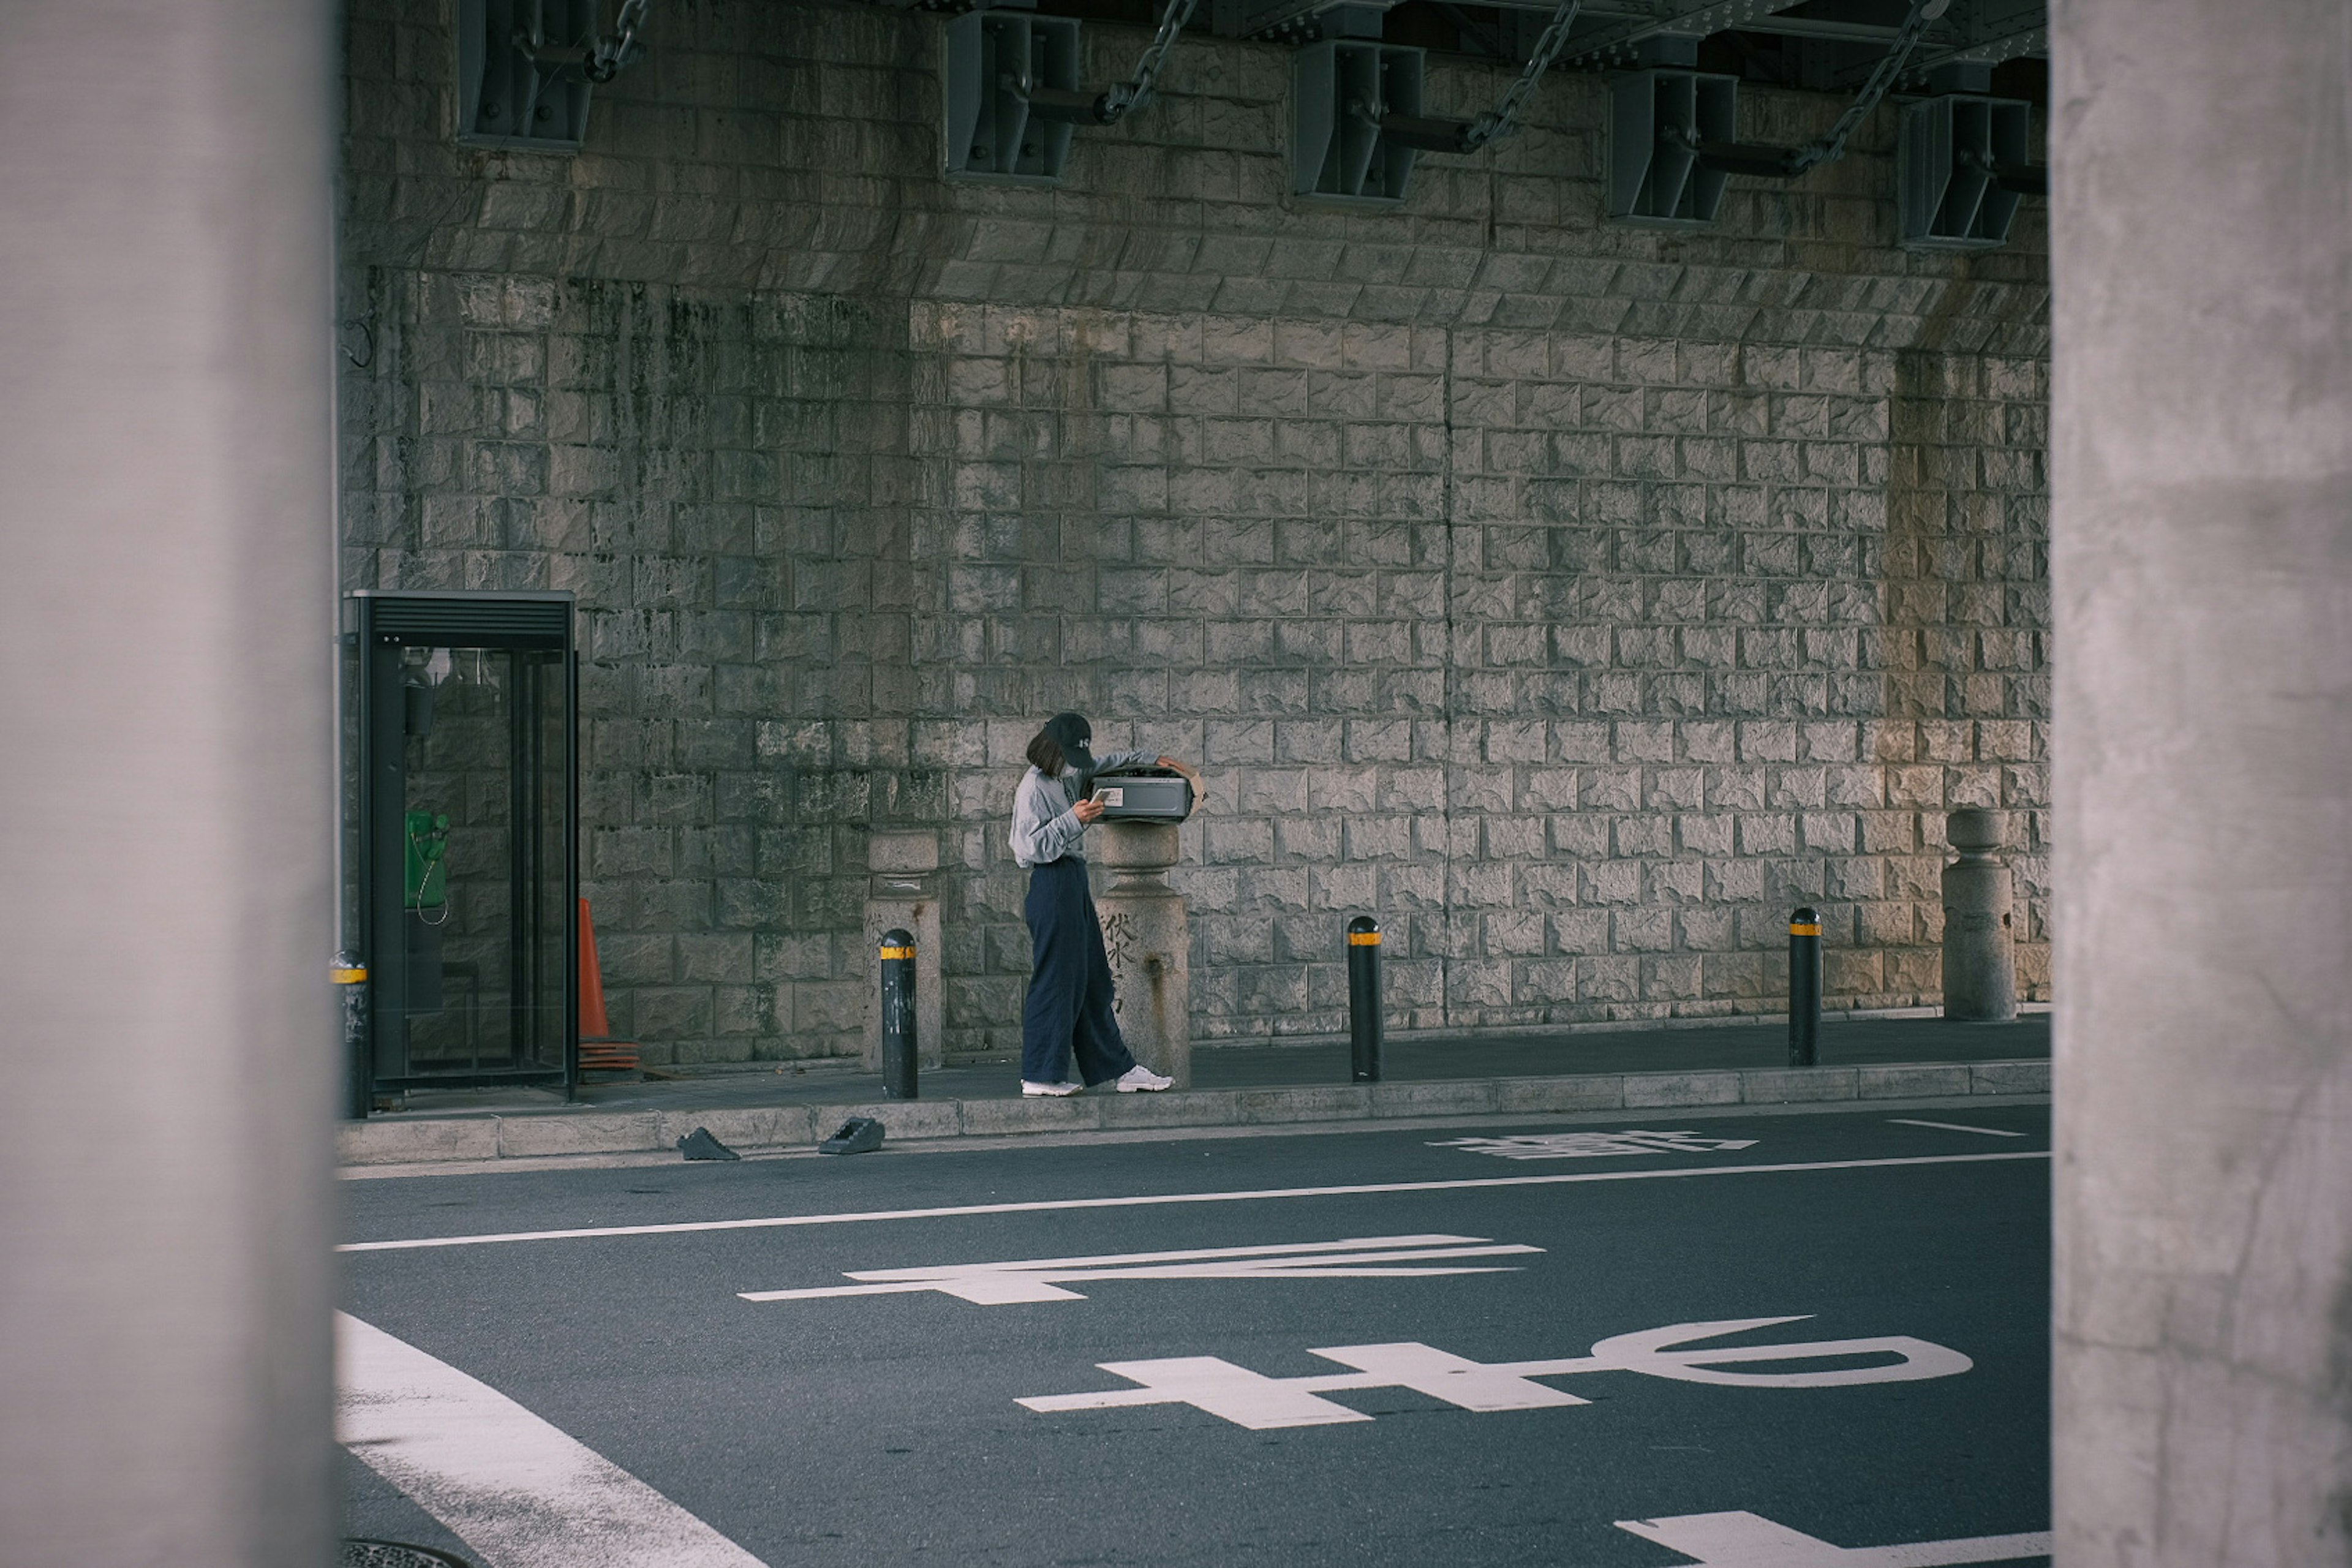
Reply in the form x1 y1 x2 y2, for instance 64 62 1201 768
348 591 576 1097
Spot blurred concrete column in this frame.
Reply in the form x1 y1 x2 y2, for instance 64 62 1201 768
0 2 334 1566
2051 1 2352 1563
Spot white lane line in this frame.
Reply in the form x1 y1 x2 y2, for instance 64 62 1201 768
1888 1118 2027 1138
1618 1509 2051 1564
341 1150 2049 1254
337 1312 764 1568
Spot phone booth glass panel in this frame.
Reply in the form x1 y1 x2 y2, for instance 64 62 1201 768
350 592 576 1093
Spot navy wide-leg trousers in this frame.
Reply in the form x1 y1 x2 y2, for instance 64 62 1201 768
1021 857 1138 1087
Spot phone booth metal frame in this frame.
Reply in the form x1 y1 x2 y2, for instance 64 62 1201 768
347 590 578 1099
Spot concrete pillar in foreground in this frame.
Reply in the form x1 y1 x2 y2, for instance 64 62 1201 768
2051 1 2352 1562
0 4 334 1565
1940 809 2016 1022
1095 823 1192 1089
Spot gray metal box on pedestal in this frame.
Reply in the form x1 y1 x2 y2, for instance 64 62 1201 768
1091 767 1196 825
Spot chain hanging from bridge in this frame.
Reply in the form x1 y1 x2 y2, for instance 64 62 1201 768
586 0 655 83
1093 0 1204 124
1455 0 1585 154
1344 0 1583 160
1783 0 1947 174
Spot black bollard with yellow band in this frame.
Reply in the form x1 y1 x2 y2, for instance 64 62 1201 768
1788 907 1822 1068
880 929 918 1099
1347 916 1382 1083
334 951 371 1120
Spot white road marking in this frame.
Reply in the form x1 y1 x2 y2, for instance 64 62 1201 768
1019 1316 1972 1430
1616 1509 2051 1564
340 1149 2050 1253
1429 1129 1760 1159
1888 1118 2026 1138
337 1312 764 1568
739 1234 1538 1305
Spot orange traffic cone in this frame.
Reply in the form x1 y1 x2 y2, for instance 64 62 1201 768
577 898 639 1074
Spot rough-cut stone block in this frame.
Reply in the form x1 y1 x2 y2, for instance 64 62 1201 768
1623 1071 1744 1108
1970 1060 2051 1095
1738 1067 1858 1104
1493 1075 1626 1113
1857 1064 1975 1099
1370 1081 1499 1118
1101 1089 1241 1129
1235 1086 1374 1123
494 1112 666 1158
957 1096 1106 1136
868 831 940 874
337 1118 499 1166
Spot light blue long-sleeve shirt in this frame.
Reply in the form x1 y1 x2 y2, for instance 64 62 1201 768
1009 751 1152 868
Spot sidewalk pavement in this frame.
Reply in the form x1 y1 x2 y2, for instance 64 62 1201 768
340 1012 2051 1169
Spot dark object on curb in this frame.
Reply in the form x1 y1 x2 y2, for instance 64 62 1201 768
342 1541 475 1568
677 1126 740 1161
821 1117 886 1155
880 928 918 1100
1788 907 1822 1068
1090 765 1196 824
1347 915 1382 1084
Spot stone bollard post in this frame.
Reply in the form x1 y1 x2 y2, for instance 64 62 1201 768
1094 821 1191 1090
1941 808 2018 1022
864 832 943 1072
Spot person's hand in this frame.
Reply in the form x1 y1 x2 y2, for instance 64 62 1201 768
1072 795 1106 823
1157 756 1205 806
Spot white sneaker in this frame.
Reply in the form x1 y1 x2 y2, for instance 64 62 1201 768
1021 1079 1082 1097
1114 1065 1173 1093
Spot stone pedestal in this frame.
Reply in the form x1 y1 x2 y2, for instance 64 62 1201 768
863 831 943 1071
1094 821 1190 1088
1940 808 2016 1022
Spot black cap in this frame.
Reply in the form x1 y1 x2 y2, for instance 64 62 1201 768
1043 711 1095 785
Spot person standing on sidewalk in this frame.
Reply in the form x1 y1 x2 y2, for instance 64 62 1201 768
1009 711 1199 1097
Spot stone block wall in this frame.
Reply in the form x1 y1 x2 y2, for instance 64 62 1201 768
338 0 2051 1064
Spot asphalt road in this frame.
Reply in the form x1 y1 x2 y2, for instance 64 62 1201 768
340 1101 2052 1567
